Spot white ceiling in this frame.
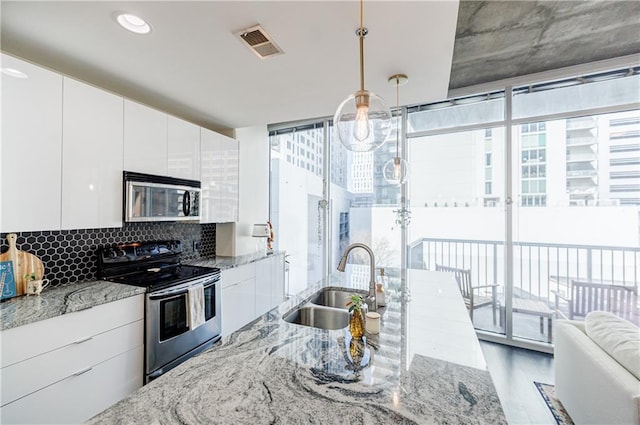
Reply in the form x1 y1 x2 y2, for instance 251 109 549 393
1 1 460 131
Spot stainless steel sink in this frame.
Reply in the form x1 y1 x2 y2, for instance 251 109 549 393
309 288 368 310
282 306 349 330
283 287 369 330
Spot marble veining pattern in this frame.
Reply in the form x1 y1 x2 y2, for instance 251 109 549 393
89 271 506 424
0 280 145 331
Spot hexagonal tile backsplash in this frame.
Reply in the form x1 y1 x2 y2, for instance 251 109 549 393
0 223 216 286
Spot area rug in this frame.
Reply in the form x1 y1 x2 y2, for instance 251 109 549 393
534 381 575 425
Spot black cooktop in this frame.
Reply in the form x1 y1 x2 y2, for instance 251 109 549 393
108 264 220 291
97 240 219 292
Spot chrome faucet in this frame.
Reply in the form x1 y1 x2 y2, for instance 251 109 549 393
336 242 377 312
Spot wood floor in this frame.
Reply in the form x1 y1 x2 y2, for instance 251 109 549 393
480 341 557 425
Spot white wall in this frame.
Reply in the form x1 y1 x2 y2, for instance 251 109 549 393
217 125 270 256
271 155 323 294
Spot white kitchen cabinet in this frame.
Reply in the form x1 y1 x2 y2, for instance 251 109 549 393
271 254 286 307
0 346 143 425
1 54 63 232
200 127 220 223
221 255 286 335
200 128 239 223
218 134 239 222
0 295 144 424
256 254 286 315
61 77 124 230
124 99 168 176
255 257 273 316
221 263 256 336
168 115 200 180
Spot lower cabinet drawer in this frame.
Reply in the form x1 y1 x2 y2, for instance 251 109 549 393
1 294 144 368
221 264 255 289
1 319 143 406
0 345 143 424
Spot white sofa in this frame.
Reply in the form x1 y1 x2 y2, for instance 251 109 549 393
555 313 640 425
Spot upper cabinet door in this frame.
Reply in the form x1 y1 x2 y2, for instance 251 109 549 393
200 129 240 223
123 100 167 176
167 115 200 180
61 78 124 230
1 54 63 232
200 128 221 224
218 135 239 223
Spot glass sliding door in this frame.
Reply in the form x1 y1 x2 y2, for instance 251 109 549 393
510 72 640 342
404 68 639 349
407 126 506 334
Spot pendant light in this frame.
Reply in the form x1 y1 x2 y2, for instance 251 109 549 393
334 0 392 152
383 74 409 185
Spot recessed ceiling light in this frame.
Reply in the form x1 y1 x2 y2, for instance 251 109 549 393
117 13 151 34
1 67 28 79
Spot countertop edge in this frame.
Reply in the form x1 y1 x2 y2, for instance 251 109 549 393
0 280 146 331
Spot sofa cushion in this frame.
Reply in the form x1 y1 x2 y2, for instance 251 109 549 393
585 311 640 380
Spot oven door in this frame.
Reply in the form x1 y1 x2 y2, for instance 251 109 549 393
145 275 221 381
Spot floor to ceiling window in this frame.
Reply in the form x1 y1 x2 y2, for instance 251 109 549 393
269 124 326 296
508 73 640 344
269 118 405 296
327 119 404 288
406 67 640 349
269 64 639 351
406 94 506 337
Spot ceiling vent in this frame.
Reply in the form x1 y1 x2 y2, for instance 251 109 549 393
236 25 284 59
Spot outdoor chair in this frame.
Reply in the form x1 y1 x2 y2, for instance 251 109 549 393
435 264 500 324
553 280 639 325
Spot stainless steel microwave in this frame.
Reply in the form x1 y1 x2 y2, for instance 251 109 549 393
123 171 201 222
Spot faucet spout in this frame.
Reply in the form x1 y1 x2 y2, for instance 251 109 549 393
336 243 377 311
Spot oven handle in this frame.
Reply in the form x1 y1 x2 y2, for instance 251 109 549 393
148 277 218 300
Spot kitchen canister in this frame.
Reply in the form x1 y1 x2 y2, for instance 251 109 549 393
365 312 381 334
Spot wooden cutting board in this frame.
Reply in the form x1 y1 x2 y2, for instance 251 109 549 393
0 234 45 296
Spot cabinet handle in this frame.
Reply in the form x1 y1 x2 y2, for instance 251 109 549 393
73 336 93 344
72 367 93 377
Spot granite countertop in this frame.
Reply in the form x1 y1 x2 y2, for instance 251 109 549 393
0 252 284 332
187 250 285 270
88 269 507 424
0 280 146 331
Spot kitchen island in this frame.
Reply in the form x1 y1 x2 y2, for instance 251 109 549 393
88 269 506 424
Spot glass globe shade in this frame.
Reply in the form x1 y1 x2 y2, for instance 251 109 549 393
383 157 410 185
334 90 392 152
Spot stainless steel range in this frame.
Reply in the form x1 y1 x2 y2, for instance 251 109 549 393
97 240 221 383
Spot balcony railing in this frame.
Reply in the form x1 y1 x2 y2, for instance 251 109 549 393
566 169 598 178
408 237 639 302
566 136 597 146
566 153 597 162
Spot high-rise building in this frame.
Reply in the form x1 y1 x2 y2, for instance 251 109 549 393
607 113 640 206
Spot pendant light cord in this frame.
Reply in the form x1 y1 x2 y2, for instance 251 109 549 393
396 77 400 156
359 0 365 92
